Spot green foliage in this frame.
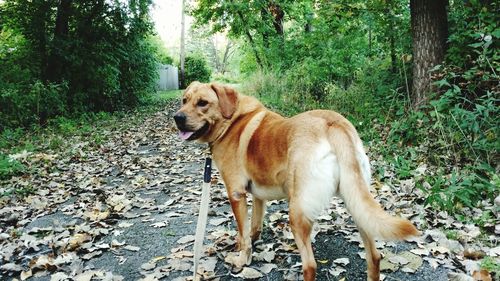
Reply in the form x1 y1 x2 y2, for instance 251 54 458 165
480 256 500 276
446 1 498 69
0 80 68 129
182 55 212 88
0 0 158 129
212 72 240 84
149 35 173 65
0 153 25 180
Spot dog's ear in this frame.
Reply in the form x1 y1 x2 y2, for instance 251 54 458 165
211 83 238 119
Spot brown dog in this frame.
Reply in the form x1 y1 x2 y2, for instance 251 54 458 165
174 82 418 281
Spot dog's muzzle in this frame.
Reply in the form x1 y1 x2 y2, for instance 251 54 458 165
173 112 187 128
173 111 209 141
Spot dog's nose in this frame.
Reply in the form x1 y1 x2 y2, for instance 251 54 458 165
173 112 187 126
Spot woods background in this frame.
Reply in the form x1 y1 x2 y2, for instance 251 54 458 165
0 0 498 246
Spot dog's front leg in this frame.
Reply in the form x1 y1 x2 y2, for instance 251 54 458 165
228 190 252 268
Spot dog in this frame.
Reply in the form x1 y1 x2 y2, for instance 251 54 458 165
173 82 418 281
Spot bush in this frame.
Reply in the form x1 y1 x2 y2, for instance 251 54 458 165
0 80 68 129
0 153 25 180
0 1 158 130
182 55 212 88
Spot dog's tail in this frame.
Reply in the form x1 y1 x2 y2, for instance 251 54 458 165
329 124 419 240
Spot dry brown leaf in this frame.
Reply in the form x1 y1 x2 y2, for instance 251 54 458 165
472 269 492 281
448 272 474 281
20 269 33 280
66 233 92 251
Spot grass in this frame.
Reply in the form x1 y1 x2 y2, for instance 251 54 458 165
147 90 182 104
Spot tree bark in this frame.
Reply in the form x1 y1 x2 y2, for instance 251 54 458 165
410 0 448 108
269 3 284 36
46 0 71 82
179 0 186 88
221 41 233 74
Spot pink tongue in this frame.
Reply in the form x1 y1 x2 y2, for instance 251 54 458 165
179 131 194 140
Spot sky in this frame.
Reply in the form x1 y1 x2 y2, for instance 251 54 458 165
151 0 193 51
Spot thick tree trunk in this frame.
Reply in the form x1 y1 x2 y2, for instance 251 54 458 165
47 0 71 82
410 0 448 108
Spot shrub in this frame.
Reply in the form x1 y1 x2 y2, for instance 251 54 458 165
182 55 212 88
0 80 68 129
0 153 25 180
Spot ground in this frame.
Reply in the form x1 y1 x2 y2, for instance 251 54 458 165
0 99 493 281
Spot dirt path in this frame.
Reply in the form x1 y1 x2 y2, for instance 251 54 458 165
1 101 457 280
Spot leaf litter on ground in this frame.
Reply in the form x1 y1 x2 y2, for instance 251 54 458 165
0 100 498 280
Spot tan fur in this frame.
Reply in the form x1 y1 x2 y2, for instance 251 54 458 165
175 82 419 281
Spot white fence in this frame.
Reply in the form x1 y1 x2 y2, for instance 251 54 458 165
157 64 179 91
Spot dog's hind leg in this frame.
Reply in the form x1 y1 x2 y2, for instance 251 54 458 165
250 197 266 243
289 201 317 281
359 228 381 281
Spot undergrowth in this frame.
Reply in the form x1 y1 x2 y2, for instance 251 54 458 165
242 53 498 219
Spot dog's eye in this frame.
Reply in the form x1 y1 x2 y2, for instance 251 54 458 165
182 98 187 104
197 100 208 107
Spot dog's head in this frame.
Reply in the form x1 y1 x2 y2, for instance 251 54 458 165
173 82 238 142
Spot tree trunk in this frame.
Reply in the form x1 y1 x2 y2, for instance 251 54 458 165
221 41 233 74
386 1 397 73
210 36 222 73
235 9 263 69
47 0 71 82
179 0 186 88
389 28 396 73
410 0 448 108
269 3 284 36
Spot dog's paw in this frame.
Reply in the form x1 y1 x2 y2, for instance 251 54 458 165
224 249 252 268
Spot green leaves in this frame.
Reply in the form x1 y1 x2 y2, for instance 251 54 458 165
182 55 212 88
0 0 158 130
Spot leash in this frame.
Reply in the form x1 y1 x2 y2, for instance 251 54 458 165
193 157 212 280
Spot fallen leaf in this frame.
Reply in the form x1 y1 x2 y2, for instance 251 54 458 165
20 269 33 280
329 266 346 277
0 262 22 272
472 269 492 281
333 258 350 266
123 245 140 251
235 267 263 279
388 255 409 266
448 272 474 281
150 221 168 228
259 263 277 274
51 272 69 281
74 270 97 281
176 235 195 244
209 217 229 226
141 262 156 271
